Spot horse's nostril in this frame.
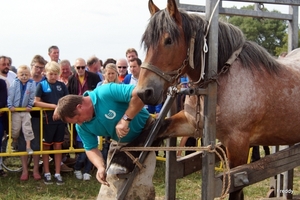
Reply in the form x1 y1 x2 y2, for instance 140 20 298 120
137 88 159 105
144 89 153 98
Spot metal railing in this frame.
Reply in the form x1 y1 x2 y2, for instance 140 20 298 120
0 107 103 156
0 107 169 162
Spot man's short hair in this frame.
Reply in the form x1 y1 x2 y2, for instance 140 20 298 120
129 57 142 66
0 56 10 64
126 48 138 57
56 95 83 122
48 45 59 53
87 56 99 67
31 55 47 66
60 59 71 66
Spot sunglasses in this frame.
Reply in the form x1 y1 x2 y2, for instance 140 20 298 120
76 66 86 70
34 65 45 70
118 66 127 69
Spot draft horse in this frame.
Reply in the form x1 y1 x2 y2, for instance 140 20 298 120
133 0 300 199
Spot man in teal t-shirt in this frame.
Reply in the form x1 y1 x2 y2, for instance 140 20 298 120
76 83 149 150
55 83 156 199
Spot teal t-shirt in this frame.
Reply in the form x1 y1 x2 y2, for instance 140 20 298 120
76 83 150 150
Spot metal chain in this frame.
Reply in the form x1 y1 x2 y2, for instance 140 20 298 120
195 64 230 88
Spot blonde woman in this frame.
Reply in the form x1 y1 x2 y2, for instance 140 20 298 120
97 63 120 86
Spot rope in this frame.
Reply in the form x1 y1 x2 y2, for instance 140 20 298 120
121 146 210 151
124 151 144 170
121 144 231 199
105 138 121 172
191 0 221 85
209 145 231 199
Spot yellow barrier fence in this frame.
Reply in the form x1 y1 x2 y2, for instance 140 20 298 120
0 107 103 156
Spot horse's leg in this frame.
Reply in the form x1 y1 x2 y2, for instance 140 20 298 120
101 141 156 200
224 135 250 200
158 110 199 139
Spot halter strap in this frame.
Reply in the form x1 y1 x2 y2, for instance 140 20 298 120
141 62 179 83
188 32 196 69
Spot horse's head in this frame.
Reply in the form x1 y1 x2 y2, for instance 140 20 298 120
136 0 205 105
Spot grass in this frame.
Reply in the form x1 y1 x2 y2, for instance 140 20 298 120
154 161 300 200
0 170 100 200
0 154 300 200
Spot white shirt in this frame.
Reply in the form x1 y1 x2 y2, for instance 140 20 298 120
0 70 17 88
7 70 17 85
129 75 138 85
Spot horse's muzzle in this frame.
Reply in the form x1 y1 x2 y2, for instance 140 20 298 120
137 87 164 105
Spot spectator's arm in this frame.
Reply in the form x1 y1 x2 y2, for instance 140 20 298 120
34 97 56 109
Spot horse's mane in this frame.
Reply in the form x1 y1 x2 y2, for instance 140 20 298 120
142 8 281 75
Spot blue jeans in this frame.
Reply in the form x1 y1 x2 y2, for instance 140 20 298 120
74 141 93 174
101 137 111 163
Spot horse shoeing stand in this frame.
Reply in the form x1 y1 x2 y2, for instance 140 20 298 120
117 89 179 199
119 0 300 199
168 0 299 200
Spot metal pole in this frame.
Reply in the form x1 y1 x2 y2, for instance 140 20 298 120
202 0 219 199
288 5 299 52
117 92 177 199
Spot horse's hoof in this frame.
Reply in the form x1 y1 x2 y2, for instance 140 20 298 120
107 164 128 175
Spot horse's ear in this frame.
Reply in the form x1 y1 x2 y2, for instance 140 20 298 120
167 0 182 25
148 0 160 16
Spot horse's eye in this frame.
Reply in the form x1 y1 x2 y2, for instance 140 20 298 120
165 37 172 45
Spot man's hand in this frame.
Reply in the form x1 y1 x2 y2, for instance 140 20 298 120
9 107 15 112
86 148 109 186
53 106 60 121
116 119 130 138
53 112 60 121
96 166 110 186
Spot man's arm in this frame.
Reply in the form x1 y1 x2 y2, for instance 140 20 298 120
115 88 145 138
86 148 109 186
125 87 145 118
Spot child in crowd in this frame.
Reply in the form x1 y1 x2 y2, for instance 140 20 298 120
7 65 36 154
34 61 68 185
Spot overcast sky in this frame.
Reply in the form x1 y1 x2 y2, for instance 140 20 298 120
1 0 292 68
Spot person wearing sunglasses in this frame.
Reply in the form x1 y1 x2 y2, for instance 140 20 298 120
116 58 128 82
68 58 101 96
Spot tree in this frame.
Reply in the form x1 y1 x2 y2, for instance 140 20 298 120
275 30 300 55
221 5 287 56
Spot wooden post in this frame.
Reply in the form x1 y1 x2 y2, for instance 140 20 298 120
165 138 178 200
165 94 179 199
